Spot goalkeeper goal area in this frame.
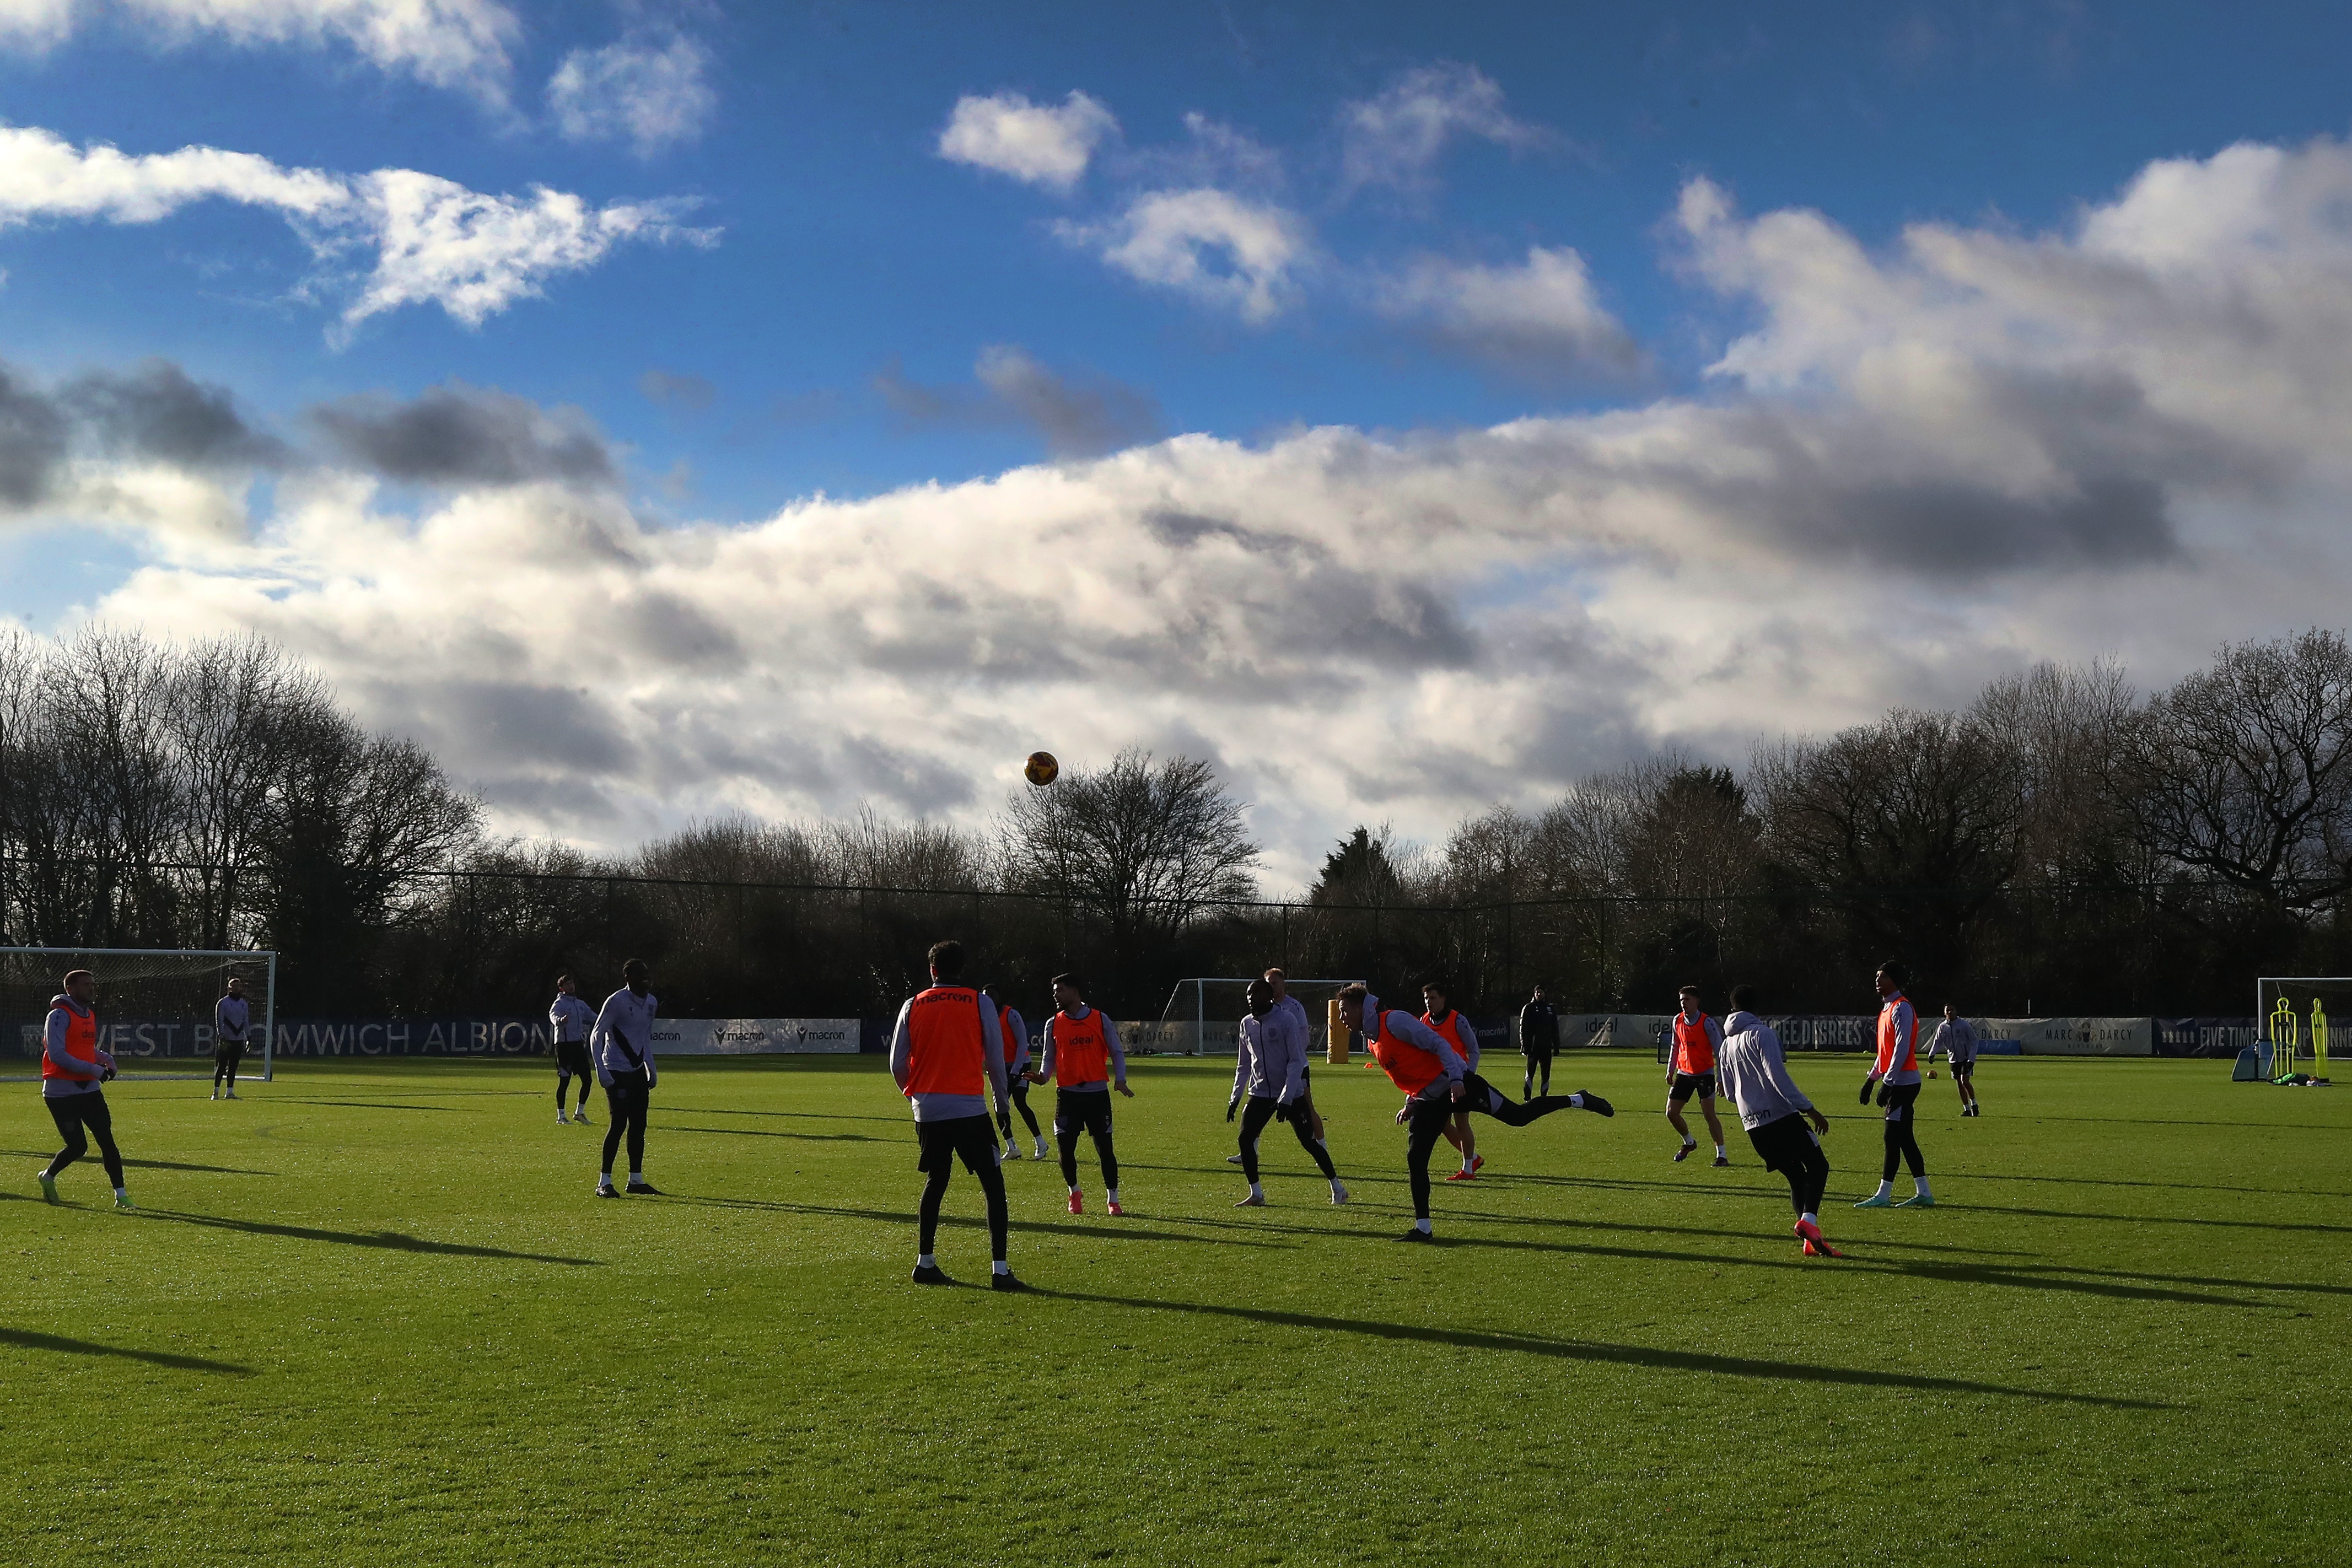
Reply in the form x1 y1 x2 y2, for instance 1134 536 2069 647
3 947 276 1084
2248 976 2348 1082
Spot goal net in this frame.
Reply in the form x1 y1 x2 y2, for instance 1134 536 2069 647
2251 976 2349 1081
2 948 276 1084
1141 977 1363 1055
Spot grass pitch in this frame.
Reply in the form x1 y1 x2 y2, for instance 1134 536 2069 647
1 1050 2343 1566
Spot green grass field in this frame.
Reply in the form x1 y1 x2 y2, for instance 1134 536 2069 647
2 1049 2343 1566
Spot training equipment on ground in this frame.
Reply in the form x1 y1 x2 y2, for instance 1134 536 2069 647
2251 977 2349 1082
1024 751 1059 786
1 947 276 1084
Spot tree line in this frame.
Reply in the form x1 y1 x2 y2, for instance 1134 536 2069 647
6 626 2348 1020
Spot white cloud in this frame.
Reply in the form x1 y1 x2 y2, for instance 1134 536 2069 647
1059 187 1311 322
937 89 1116 191
57 137 2352 887
1373 246 1643 377
1 0 520 100
548 31 717 158
0 125 715 332
1338 61 1548 199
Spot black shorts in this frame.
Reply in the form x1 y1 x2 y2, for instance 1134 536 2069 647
1947 1058 1974 1079
1746 1112 1820 1173
916 1113 1000 1176
1054 1088 1113 1141
557 1041 593 1076
1881 1080 1922 1121
1669 1071 1717 1102
213 1043 246 1065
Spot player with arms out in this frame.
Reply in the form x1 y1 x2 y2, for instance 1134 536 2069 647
34 969 132 1209
982 983 1045 1161
1717 985 1840 1257
1337 983 1611 1243
1855 961 1933 1209
1035 973 1132 1216
590 959 661 1198
549 974 596 1125
1228 978 1348 1206
1665 985 1730 1167
211 976 251 1101
1926 1003 1981 1117
891 941 1022 1289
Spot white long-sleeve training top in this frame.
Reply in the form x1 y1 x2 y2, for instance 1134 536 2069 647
590 986 659 1087
1232 1009 1307 1103
1716 1009 1816 1131
549 993 595 1044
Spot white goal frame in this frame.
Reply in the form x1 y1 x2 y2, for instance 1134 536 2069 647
1158 976 1364 1056
3 946 277 1084
2254 975 2349 1077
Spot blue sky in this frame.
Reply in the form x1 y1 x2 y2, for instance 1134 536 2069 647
8 2 2352 883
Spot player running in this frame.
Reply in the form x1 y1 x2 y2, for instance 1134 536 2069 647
590 959 661 1198
891 942 1022 1289
982 983 1045 1160
1665 985 1730 1167
1717 985 1841 1257
1035 973 1132 1216
1337 983 1611 1243
1926 1004 1981 1117
549 974 596 1125
1520 983 1559 1098
1420 980 1483 1182
34 969 132 1209
211 976 251 1100
1855 961 1933 1209
1228 978 1348 1206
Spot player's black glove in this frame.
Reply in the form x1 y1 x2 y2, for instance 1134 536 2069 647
1858 1076 1875 1105
100 1066 116 1082
1225 1097 1239 1122
1273 1101 1294 1124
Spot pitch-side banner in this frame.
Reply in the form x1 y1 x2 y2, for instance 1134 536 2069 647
654 1019 860 1055
1977 1017 2153 1056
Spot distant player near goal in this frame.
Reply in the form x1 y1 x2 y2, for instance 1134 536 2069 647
1337 983 1611 1243
1718 985 1840 1257
1228 978 1348 1207
1925 1004 1980 1117
982 983 1044 1161
34 969 132 1209
549 975 595 1125
211 976 251 1101
891 941 1021 1289
1665 985 1730 1167
1035 973 1132 1216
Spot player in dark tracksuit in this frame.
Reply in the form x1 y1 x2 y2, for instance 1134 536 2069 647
1520 984 1559 1098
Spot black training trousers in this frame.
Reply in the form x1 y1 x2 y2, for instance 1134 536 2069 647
1522 1046 1554 1098
212 1044 245 1089
1404 1074 1581 1219
1054 1087 1118 1190
998 1076 1042 1143
916 1113 1010 1262
1880 1080 1926 1181
44 1090 125 1187
601 1071 650 1175
1747 1112 1831 1216
1238 1094 1336 1184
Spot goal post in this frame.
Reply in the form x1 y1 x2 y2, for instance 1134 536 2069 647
1150 977 1364 1056
2252 976 2348 1081
2 947 277 1084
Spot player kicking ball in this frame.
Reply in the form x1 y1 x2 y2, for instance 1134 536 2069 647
890 941 1023 1290
1228 979 1348 1207
1717 986 1842 1257
1665 984 1731 1167
1337 984 1611 1242
1855 961 1933 1210
1035 973 1132 1216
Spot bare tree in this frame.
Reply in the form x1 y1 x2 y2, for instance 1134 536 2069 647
1000 748 1260 967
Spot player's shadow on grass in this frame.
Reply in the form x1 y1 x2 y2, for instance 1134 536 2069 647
0 1148 274 1177
1025 1292 2170 1409
265 1100 465 1113
660 1124 881 1143
666 1195 1293 1249
1956 1201 2352 1236
1968 1170 2352 1200
660 1106 906 1125
130 1209 599 1266
0 1327 250 1374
